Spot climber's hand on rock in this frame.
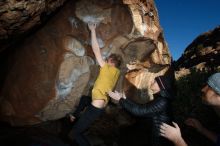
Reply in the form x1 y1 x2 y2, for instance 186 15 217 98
88 22 96 31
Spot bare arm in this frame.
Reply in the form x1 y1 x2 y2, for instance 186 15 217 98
108 91 168 117
185 118 217 143
88 23 105 67
200 127 218 143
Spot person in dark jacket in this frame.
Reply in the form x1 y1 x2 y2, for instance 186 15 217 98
108 74 175 146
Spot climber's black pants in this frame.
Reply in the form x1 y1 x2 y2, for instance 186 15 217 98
70 97 104 146
73 95 92 118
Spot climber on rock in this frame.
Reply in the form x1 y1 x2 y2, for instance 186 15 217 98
68 22 122 146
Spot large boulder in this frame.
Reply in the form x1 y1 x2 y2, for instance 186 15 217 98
0 0 172 126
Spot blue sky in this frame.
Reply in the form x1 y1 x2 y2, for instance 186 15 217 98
155 0 220 60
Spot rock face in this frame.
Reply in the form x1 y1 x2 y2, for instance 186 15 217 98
175 26 220 78
0 0 172 126
0 0 68 52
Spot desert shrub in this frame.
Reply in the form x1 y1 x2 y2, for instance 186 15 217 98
173 69 210 122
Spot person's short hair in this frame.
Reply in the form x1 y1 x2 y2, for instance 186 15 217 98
107 53 122 68
207 73 220 95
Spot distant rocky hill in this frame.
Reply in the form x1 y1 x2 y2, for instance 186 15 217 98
175 26 220 78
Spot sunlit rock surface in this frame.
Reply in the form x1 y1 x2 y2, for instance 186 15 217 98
0 0 172 126
175 26 220 79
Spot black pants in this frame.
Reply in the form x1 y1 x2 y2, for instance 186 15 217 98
73 95 92 118
70 95 104 146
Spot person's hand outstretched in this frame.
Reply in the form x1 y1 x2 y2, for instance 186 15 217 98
88 22 96 31
160 122 185 145
108 90 124 101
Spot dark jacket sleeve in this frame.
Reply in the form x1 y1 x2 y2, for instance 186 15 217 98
119 96 168 117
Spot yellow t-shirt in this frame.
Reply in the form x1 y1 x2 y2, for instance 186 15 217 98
92 63 120 103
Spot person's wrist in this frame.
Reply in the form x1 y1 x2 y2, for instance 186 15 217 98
198 126 207 134
173 136 184 145
91 29 95 32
